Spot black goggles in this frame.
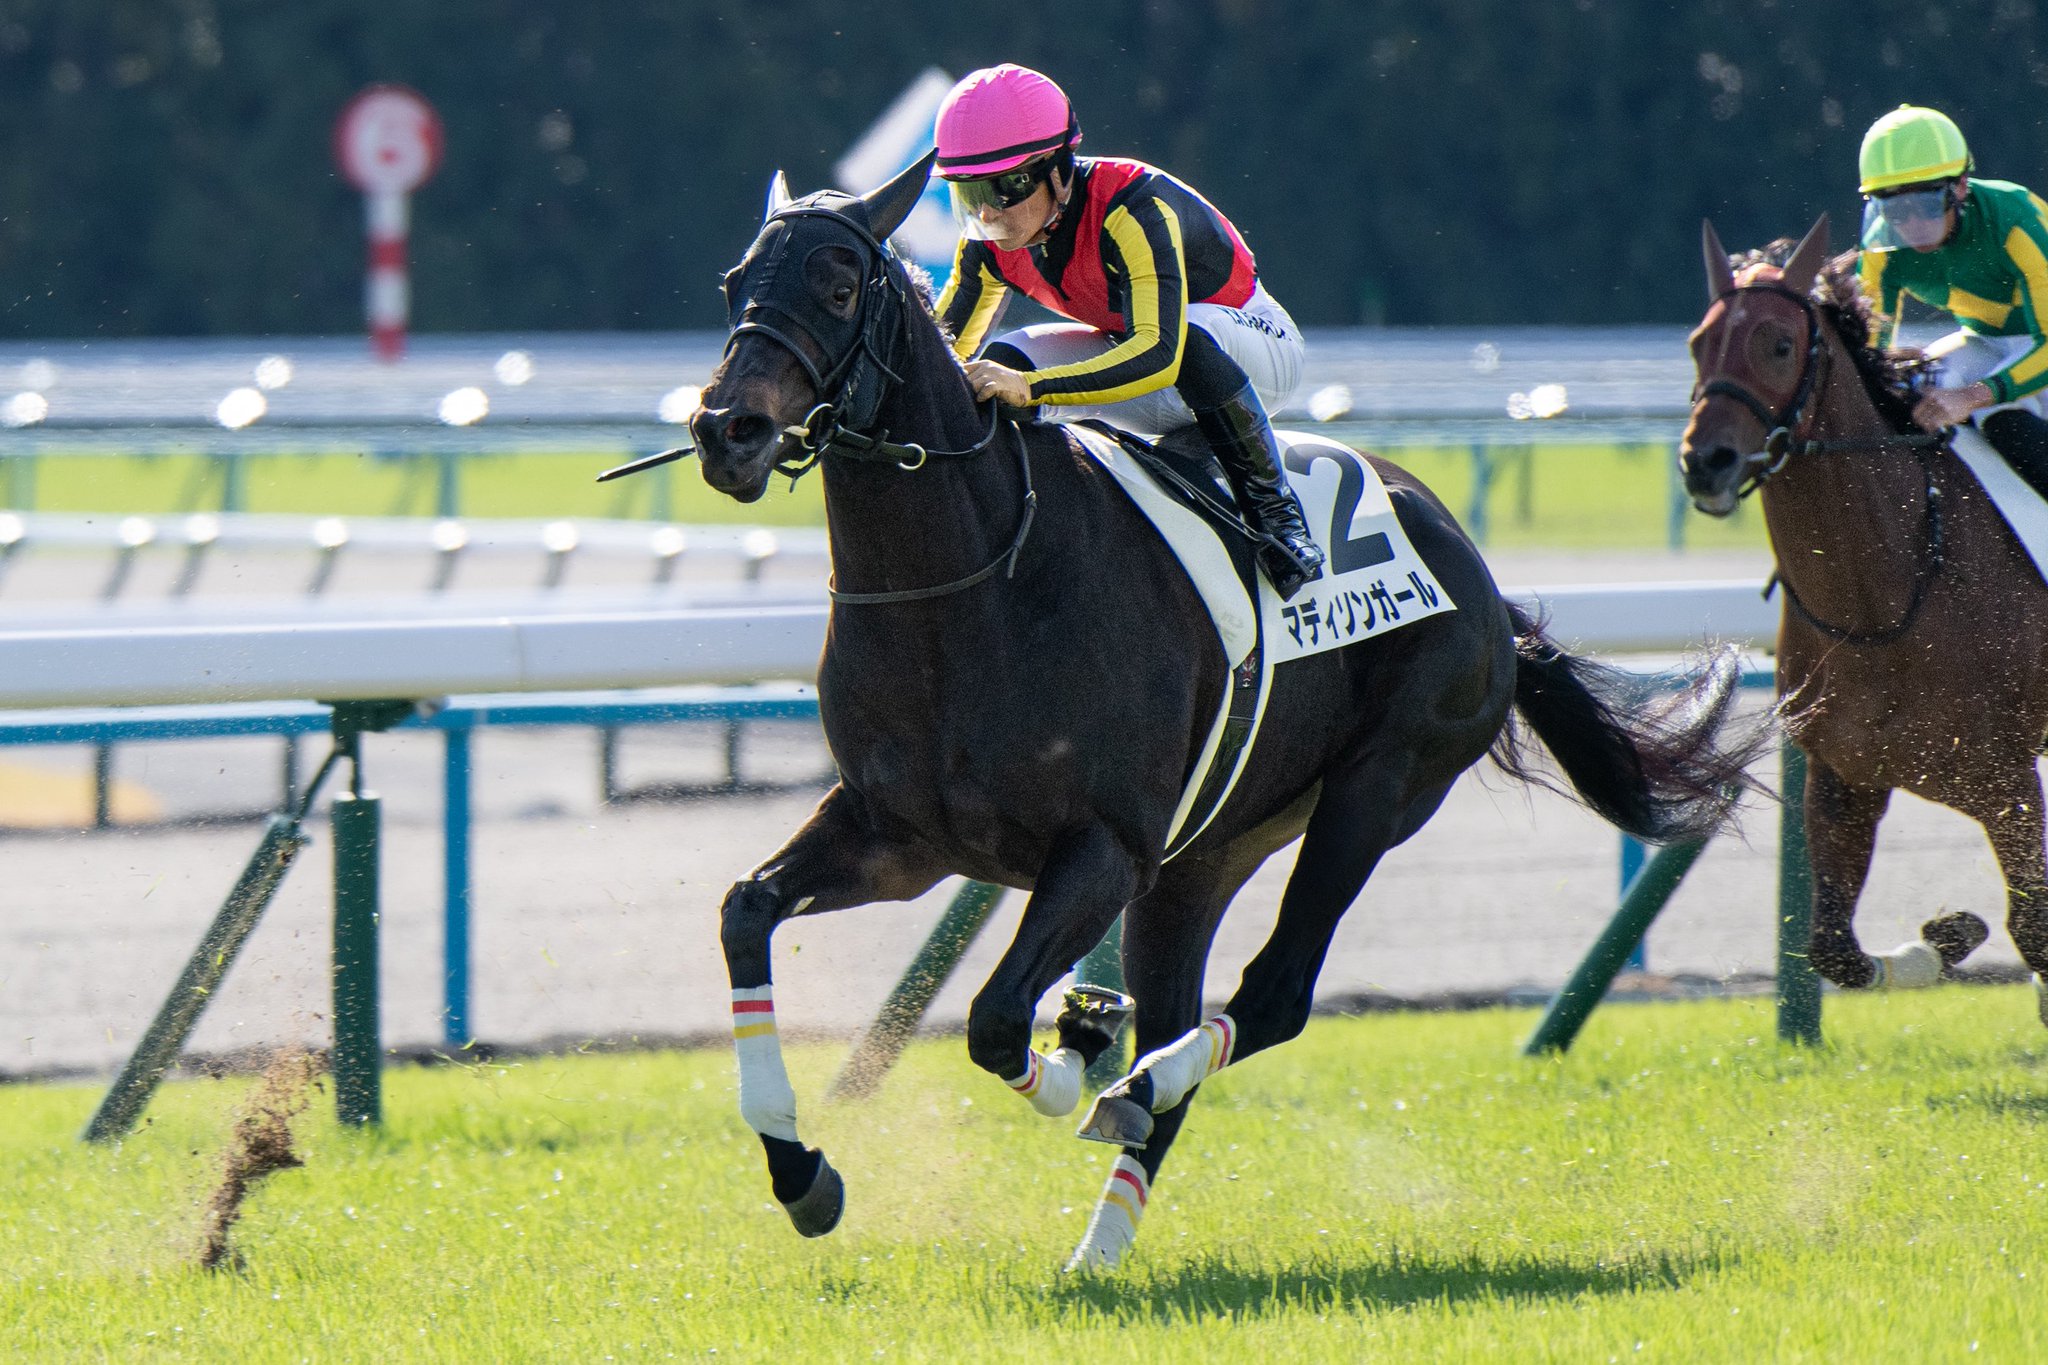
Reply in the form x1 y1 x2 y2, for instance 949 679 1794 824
946 161 1052 213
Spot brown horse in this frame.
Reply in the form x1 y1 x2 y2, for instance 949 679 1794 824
1679 214 2048 1019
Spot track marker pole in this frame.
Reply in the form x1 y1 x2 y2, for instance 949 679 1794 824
828 880 1004 1100
1523 836 1711 1056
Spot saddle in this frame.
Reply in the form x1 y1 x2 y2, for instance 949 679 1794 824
1071 420 1264 604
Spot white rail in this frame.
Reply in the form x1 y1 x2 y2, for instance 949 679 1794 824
0 581 1777 711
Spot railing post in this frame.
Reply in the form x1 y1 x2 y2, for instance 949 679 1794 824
332 787 382 1126
1076 916 1128 1085
1618 835 1648 973
81 815 310 1142
1524 836 1710 1055
436 450 460 518
442 724 473 1051
1466 442 1492 545
1776 742 1822 1044
828 880 1005 1100
219 451 246 514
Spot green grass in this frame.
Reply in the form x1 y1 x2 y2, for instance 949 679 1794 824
18 441 1765 549
6 988 2046 1361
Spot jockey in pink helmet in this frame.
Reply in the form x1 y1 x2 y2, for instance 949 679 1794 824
932 64 1324 599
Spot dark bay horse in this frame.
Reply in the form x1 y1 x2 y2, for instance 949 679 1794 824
690 152 1759 1270
1680 214 2048 1018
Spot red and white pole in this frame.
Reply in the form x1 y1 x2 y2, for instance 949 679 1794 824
335 85 443 363
365 190 410 362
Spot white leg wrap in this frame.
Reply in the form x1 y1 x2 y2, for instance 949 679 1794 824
731 986 799 1142
1065 1154 1150 1273
1132 1014 1237 1113
2034 974 2047 1028
1872 941 1942 990
1006 1046 1084 1117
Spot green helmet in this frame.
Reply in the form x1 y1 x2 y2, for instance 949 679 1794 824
1859 105 1970 193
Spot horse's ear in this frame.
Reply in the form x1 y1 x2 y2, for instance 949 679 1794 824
1780 213 1832 295
861 149 938 242
1702 219 1735 302
764 170 793 219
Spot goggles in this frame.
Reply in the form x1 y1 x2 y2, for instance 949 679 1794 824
944 161 1054 239
1860 182 1956 252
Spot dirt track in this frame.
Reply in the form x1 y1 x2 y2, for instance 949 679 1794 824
1 546 2028 1081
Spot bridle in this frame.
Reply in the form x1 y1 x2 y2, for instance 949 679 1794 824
1689 282 1949 646
721 197 1034 605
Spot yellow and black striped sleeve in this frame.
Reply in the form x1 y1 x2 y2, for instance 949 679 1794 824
935 238 1009 360
1025 198 1189 406
1857 251 1904 347
1988 192 2048 403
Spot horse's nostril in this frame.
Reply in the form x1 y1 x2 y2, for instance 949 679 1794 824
725 413 773 447
1703 445 1740 475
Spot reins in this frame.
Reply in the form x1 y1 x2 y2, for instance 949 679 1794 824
735 200 1033 605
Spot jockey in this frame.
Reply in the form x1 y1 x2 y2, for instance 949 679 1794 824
931 64 1326 599
1857 104 2048 493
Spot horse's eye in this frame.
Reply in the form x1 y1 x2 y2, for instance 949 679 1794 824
833 285 855 308
1773 336 1794 359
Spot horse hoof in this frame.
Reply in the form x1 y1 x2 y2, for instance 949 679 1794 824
1075 1093 1153 1149
2035 974 2047 1029
780 1153 845 1237
1921 911 1990 968
1055 985 1134 1066
1873 941 1942 990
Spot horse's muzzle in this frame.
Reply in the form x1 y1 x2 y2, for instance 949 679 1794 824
1678 441 1745 517
690 404 781 502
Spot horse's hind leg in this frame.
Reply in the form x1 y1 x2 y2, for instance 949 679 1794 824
1065 851 1249 1271
719 786 948 1236
1084 759 1447 1143
1953 759 2048 1024
1804 758 1896 989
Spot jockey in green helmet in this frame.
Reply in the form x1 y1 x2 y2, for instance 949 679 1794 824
1857 104 2048 495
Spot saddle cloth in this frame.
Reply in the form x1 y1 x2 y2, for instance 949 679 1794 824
1065 422 1455 856
1951 423 2048 584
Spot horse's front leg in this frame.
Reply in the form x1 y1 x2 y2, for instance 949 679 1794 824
721 786 947 1236
1803 757 1900 989
965 824 1145 1121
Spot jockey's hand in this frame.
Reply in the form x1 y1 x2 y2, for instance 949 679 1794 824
964 359 1033 408
1912 381 1996 431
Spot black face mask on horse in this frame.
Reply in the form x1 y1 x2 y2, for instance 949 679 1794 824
689 152 1761 1273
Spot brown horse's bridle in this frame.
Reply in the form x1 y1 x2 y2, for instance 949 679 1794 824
1691 282 1953 647
1689 283 1831 500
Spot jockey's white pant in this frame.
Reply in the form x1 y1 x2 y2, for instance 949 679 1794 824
991 283 1306 435
1927 330 2048 422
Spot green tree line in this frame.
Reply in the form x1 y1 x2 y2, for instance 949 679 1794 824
1 0 2044 337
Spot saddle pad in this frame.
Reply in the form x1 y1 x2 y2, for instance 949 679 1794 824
1262 433 1458 661
1067 423 1259 668
1950 423 2048 585
1069 422 1456 857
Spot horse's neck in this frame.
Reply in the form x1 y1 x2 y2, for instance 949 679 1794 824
819 327 1028 601
1762 342 1932 616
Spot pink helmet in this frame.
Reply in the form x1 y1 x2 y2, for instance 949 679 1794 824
934 65 1080 179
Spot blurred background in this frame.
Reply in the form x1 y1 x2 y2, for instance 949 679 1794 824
6 1 2045 334
0 2 2035 1086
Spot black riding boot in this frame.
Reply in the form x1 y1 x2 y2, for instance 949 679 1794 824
1981 409 2048 501
1192 384 1326 599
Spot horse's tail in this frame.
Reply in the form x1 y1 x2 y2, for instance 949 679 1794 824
1489 600 1770 844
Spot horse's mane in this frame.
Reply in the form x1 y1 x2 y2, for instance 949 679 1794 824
1733 239 1932 432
